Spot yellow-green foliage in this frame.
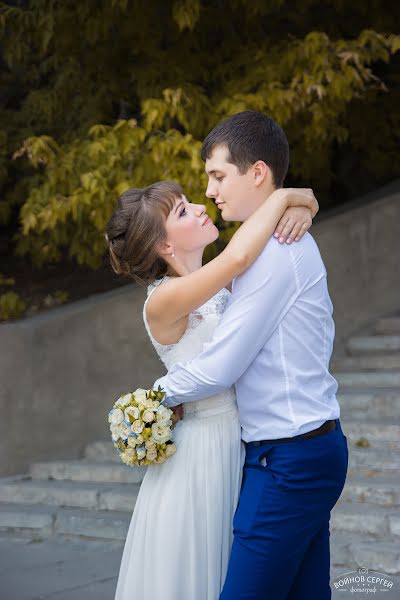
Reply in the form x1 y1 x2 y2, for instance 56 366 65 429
53 290 69 304
0 291 26 321
0 1 399 268
0 273 15 286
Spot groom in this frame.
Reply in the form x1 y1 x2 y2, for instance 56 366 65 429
153 110 348 599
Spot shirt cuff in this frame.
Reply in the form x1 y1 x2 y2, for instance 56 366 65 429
153 376 179 408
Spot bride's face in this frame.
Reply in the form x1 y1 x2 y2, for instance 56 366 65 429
164 194 219 255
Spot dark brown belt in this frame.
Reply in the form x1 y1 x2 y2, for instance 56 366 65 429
246 419 337 447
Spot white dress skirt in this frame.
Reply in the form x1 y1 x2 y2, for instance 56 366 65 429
114 279 244 600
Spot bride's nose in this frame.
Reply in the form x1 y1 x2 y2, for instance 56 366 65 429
195 204 206 216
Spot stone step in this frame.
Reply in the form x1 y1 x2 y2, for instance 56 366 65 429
332 353 400 371
342 419 400 449
84 440 120 463
347 335 400 355
331 502 400 540
375 317 400 335
0 502 56 536
338 389 400 419
0 475 140 512
55 506 130 541
347 446 400 473
1 501 399 574
30 459 146 484
340 475 400 506
331 531 400 574
0 503 130 540
336 371 400 389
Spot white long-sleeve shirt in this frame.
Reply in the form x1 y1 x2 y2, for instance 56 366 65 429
154 232 340 442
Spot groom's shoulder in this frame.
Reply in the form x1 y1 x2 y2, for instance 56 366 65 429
261 231 321 260
252 232 326 278
234 232 326 290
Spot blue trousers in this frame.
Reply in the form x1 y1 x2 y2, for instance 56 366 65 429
220 420 348 600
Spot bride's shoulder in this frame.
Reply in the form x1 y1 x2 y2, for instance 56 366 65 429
145 275 173 321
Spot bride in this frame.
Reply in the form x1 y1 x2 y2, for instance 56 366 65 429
105 180 318 600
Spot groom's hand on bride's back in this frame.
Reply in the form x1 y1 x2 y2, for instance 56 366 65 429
272 188 318 245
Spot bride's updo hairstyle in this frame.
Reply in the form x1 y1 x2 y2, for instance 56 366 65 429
105 181 183 286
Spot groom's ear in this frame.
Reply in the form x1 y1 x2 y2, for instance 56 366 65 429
253 160 272 188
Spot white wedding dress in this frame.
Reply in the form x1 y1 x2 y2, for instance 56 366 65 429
114 276 244 600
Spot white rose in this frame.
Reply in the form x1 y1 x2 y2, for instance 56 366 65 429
135 434 144 444
127 435 137 447
136 445 146 460
117 393 133 408
151 422 172 445
121 448 136 465
131 420 144 434
142 409 155 423
133 388 148 403
156 405 173 424
165 443 176 457
146 447 158 462
110 408 124 425
145 438 156 449
110 425 121 441
119 421 132 440
124 406 140 421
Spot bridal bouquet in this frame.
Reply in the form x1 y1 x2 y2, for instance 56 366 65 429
108 387 177 466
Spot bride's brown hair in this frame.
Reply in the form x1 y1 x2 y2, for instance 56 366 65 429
105 181 183 285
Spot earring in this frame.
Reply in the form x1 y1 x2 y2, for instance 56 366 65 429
171 252 175 258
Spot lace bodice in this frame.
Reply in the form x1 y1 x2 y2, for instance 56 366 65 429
143 276 237 418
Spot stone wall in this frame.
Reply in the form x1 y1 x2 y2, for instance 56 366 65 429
1 181 399 475
0 285 161 475
312 180 400 351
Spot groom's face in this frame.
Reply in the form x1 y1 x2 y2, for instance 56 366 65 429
204 145 263 222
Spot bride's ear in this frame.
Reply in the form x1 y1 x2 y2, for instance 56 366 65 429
156 239 174 258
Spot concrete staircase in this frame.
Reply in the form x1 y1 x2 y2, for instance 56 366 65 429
330 314 400 575
0 315 399 575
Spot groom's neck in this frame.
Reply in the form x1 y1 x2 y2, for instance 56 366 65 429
241 183 277 222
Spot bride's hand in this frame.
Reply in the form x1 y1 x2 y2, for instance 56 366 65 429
273 206 313 244
268 187 319 244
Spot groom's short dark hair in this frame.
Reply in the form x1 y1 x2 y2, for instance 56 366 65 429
201 111 289 188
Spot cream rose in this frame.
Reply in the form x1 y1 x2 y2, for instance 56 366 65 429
151 422 172 444
124 406 140 421
142 409 155 423
127 435 137 447
121 448 136 464
117 393 133 408
136 445 147 460
133 388 148 404
145 438 156 450
135 433 144 444
110 408 124 426
118 422 131 440
156 405 173 425
165 443 177 457
146 447 158 462
110 425 121 441
131 420 144 434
